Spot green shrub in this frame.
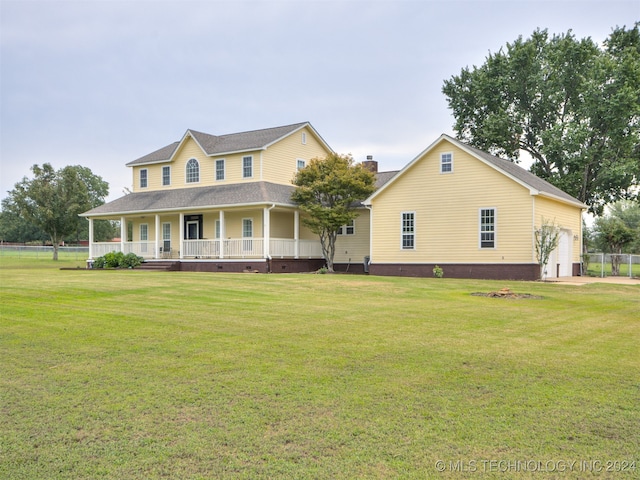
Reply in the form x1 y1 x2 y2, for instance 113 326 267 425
93 256 106 269
433 265 444 278
92 251 143 269
103 251 125 268
121 253 143 268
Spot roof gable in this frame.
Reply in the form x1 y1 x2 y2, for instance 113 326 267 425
126 122 331 167
365 134 586 209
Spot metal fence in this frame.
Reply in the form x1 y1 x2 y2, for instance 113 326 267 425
0 244 89 260
583 253 640 278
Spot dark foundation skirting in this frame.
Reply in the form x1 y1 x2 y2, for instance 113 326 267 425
369 263 541 281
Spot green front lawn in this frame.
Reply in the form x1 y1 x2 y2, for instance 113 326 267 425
1 259 638 479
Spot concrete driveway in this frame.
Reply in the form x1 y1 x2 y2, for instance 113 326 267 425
548 276 640 286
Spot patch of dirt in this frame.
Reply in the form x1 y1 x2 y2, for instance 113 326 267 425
471 287 542 299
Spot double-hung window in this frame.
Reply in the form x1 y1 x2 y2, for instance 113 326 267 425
140 224 148 253
440 153 453 173
140 169 148 188
186 158 200 183
216 159 225 181
297 159 306 171
479 208 496 248
338 219 355 235
162 166 171 186
401 212 415 249
242 218 253 252
243 156 253 178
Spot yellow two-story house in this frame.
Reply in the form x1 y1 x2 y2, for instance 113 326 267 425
82 122 349 272
83 124 586 279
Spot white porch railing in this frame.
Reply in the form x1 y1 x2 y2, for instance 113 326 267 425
93 242 122 257
270 238 324 258
123 241 156 258
91 238 323 259
183 239 220 258
224 238 264 258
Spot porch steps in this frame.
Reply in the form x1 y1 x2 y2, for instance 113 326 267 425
138 261 180 272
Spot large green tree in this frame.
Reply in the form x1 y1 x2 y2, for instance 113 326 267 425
291 153 376 272
4 164 109 259
442 24 640 215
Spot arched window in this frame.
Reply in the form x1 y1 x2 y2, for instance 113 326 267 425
186 158 199 183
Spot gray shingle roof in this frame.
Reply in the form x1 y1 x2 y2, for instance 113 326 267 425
446 135 585 206
127 122 311 166
82 182 297 217
367 134 586 208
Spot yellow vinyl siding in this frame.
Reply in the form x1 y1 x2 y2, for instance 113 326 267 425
130 126 331 192
334 209 371 263
534 196 583 262
131 137 212 192
371 143 534 264
261 126 331 185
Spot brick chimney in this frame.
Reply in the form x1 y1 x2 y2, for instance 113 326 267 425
362 155 378 173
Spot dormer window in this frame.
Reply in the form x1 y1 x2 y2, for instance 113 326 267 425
186 158 200 183
440 152 453 173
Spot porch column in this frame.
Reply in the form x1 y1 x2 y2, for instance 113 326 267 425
179 213 184 259
120 217 126 253
294 210 300 259
219 211 225 259
155 214 161 259
88 218 94 259
263 206 273 259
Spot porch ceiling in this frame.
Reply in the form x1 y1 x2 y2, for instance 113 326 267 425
82 182 297 217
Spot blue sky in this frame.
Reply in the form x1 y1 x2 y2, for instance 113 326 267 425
1 0 637 202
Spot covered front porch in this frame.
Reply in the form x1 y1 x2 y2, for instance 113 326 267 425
87 206 324 262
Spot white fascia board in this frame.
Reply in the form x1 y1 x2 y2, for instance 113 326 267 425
168 130 203 163
536 191 588 209
81 201 296 218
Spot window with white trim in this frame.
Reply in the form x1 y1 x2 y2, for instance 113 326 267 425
479 208 496 248
162 166 171 186
162 223 171 254
186 158 200 183
242 218 253 252
216 159 225 181
401 212 415 249
215 220 221 239
338 219 355 235
140 224 148 241
297 159 306 171
140 223 148 253
140 169 148 188
440 152 453 173
243 156 253 178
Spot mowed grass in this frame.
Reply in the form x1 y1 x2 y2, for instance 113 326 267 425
1 258 638 479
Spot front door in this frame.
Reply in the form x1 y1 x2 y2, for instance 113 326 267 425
187 220 199 240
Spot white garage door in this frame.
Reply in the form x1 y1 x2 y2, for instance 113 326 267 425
557 230 572 277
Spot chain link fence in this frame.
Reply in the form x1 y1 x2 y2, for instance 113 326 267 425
0 244 89 260
582 253 640 278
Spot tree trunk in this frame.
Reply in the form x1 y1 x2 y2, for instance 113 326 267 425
611 250 621 276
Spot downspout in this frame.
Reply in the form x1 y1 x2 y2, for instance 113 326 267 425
365 204 373 273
